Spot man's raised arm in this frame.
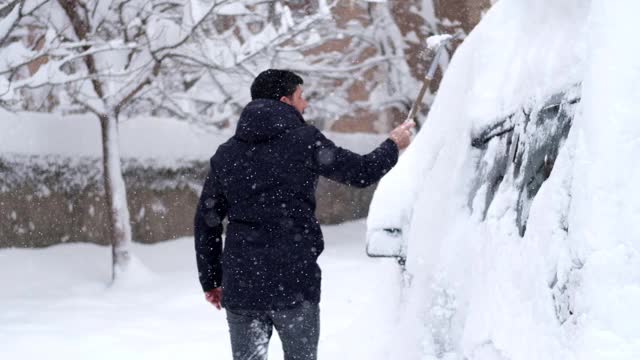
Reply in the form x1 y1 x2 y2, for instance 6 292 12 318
308 122 414 188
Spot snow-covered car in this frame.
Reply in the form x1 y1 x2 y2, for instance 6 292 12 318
367 0 640 359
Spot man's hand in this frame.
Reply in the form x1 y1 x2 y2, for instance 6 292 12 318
205 288 223 310
389 121 415 150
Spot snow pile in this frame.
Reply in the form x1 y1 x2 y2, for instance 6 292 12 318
0 110 229 165
0 110 386 165
567 1 640 357
368 0 640 359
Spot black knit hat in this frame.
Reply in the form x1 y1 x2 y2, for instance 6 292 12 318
250 69 304 100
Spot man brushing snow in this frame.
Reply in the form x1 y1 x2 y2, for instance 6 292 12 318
194 69 413 360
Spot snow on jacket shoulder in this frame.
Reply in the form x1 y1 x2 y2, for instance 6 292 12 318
194 99 399 310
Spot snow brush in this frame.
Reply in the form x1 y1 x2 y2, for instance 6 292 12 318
405 34 455 125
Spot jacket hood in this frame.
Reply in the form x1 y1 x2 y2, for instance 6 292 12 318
234 99 305 143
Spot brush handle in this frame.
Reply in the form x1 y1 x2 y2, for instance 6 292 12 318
405 77 431 123
405 48 443 124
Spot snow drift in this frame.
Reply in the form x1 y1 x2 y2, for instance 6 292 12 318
367 0 640 359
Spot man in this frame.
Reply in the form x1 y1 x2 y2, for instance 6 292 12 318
195 69 413 360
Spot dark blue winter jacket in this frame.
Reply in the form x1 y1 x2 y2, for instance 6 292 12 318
194 99 399 310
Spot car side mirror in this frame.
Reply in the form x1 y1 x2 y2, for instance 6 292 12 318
366 228 406 263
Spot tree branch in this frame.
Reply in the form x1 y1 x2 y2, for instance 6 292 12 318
0 0 24 47
57 0 105 99
114 60 161 116
151 0 233 55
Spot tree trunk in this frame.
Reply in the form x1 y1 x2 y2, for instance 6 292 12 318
99 113 133 281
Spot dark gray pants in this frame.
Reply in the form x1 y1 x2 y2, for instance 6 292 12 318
226 302 320 360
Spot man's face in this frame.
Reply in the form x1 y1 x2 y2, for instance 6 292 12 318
280 86 308 114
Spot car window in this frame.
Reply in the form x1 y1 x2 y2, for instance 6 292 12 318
468 85 580 236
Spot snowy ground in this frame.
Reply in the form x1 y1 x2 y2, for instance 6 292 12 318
0 220 400 359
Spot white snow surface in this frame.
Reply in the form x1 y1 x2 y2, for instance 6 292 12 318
0 110 387 166
368 0 640 359
215 2 251 16
0 220 401 359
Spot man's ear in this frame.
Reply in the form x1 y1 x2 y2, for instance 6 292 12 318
280 95 291 105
